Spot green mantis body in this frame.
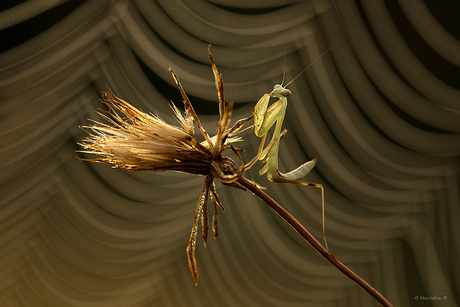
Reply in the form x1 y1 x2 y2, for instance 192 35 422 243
253 48 331 250
254 85 316 181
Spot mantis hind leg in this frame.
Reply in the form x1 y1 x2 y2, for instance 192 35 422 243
268 161 328 252
252 127 329 250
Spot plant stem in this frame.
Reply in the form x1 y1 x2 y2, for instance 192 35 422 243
237 176 393 307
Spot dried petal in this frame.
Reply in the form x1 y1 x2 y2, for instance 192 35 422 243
187 175 212 285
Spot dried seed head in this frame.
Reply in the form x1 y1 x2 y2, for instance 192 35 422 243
78 89 212 174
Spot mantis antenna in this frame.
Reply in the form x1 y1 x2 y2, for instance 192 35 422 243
281 34 287 86
284 46 332 88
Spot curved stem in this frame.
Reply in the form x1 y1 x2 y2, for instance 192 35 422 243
237 176 393 307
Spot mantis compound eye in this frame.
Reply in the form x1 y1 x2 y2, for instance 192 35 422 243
280 88 291 98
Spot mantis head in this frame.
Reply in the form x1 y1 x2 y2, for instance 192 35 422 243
270 84 291 99
270 47 332 101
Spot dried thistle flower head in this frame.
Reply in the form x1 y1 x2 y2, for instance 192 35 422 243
80 89 215 175
78 45 252 285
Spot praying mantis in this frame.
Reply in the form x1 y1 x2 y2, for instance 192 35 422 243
253 47 332 251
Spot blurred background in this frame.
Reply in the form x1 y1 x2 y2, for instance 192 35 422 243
1 0 459 306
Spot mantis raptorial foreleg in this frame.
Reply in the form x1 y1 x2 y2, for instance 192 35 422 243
253 47 332 251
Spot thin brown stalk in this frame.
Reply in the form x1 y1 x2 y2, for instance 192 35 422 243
236 176 393 307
